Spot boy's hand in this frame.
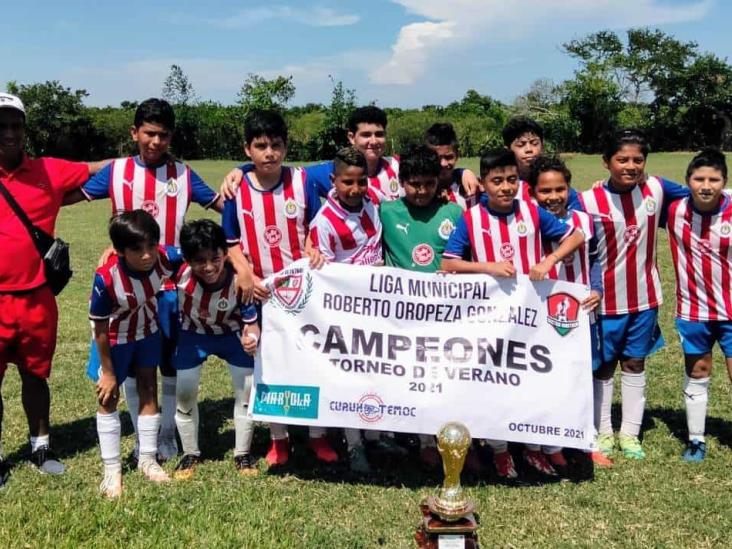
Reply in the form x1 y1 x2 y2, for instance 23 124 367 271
253 275 271 301
581 290 602 312
96 372 118 407
486 261 516 277
529 259 554 281
462 169 481 196
306 248 326 270
220 168 244 200
241 324 261 356
237 268 255 303
97 245 116 268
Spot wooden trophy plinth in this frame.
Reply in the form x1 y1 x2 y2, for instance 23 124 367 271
415 499 479 548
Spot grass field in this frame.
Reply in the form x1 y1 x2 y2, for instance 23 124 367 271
2 153 732 548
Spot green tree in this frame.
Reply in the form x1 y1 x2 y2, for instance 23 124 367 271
314 77 357 159
237 74 295 113
162 64 198 106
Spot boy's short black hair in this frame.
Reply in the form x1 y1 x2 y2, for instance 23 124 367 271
527 155 572 188
425 123 459 152
686 147 728 182
333 146 367 175
347 106 387 133
480 148 517 179
109 210 160 251
134 98 175 130
244 109 288 145
179 219 228 261
603 128 650 160
502 116 544 146
398 144 441 182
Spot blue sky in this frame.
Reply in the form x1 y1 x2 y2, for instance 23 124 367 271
1 0 729 108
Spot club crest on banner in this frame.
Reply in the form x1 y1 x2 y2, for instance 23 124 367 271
270 268 313 315
546 292 580 336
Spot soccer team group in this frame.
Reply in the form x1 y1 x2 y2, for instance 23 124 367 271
0 92 730 499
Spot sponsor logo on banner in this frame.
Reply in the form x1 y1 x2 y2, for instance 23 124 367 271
270 268 313 314
546 292 580 336
253 383 319 419
329 392 418 422
283 198 299 219
141 200 159 217
357 393 385 423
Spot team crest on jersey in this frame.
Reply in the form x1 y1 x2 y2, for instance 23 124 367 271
698 239 712 253
500 243 515 260
269 268 313 315
165 177 179 197
516 221 528 236
546 292 580 336
718 222 732 237
438 218 455 240
388 178 399 194
141 200 159 217
216 297 230 311
412 244 434 266
283 198 299 219
264 226 283 247
644 197 657 214
623 225 640 244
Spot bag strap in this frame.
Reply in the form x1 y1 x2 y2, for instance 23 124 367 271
0 178 48 256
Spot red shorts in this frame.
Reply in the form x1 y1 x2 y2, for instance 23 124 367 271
0 286 58 379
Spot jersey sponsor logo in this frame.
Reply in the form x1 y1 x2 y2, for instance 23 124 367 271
264 226 283 247
269 267 313 315
698 239 712 253
253 383 320 419
412 244 434 266
165 177 179 196
438 218 455 240
395 222 410 235
546 292 580 336
500 242 515 260
388 178 399 194
718 222 732 237
644 197 657 214
216 297 230 311
623 225 640 244
283 198 299 219
516 221 528 236
122 179 134 189
141 200 159 217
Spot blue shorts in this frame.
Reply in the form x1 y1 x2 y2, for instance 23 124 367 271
590 320 601 371
598 309 664 363
157 289 179 341
173 330 253 370
676 318 732 357
87 332 162 383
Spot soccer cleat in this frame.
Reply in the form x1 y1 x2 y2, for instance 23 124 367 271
99 468 123 499
493 451 518 479
367 437 409 457
618 433 646 460
309 436 339 463
682 440 707 462
28 446 65 475
589 451 614 468
234 453 258 476
348 445 371 474
265 438 290 466
419 446 441 469
173 454 201 480
546 450 570 477
0 457 10 488
157 430 179 462
523 449 558 476
138 457 171 483
596 433 615 457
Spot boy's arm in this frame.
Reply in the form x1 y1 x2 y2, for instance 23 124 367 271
222 198 257 301
190 168 223 212
567 188 582 211
530 230 584 280
87 159 113 175
93 320 118 407
63 162 113 206
460 168 481 196
220 163 254 200
440 216 516 276
659 177 691 225
305 161 336 199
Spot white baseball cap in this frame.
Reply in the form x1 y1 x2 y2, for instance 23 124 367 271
0 93 26 115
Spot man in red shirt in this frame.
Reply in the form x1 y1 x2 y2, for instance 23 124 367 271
0 93 105 485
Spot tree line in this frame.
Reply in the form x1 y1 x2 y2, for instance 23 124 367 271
7 28 731 161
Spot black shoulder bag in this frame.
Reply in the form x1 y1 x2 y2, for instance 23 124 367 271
0 179 72 295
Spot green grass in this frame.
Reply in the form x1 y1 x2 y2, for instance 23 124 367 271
2 153 732 547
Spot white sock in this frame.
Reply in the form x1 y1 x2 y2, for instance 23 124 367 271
160 375 177 435
175 367 201 457
309 426 327 438
485 439 508 453
269 423 288 440
97 411 121 471
345 429 363 450
525 444 540 451
594 377 614 434
620 371 646 437
30 434 50 452
543 446 561 454
123 377 140 443
418 434 436 448
684 375 709 442
229 365 254 456
138 414 160 462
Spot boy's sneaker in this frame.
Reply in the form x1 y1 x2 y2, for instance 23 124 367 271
99 468 123 499
173 454 201 480
546 450 569 477
157 430 178 462
234 453 258 476
265 438 290 466
0 457 10 488
419 446 441 469
523 449 557 476
309 436 339 463
348 445 371 474
493 451 518 480
368 437 409 457
28 446 65 475
138 457 170 483
618 433 645 460
589 451 614 468
682 439 706 462
596 433 615 457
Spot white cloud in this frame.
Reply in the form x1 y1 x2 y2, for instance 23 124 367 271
372 0 713 85
167 4 360 29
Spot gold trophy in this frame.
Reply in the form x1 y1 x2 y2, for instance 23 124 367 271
415 422 479 548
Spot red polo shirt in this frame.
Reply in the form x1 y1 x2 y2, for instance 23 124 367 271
0 156 89 291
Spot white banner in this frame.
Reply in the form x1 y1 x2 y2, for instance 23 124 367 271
250 260 594 450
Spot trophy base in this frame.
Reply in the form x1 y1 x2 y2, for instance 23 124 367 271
415 500 479 548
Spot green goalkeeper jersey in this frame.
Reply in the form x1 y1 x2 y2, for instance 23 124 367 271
380 198 463 273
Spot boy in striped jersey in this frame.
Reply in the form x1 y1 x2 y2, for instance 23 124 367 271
442 148 585 480
91 210 184 498
425 122 480 210
667 149 731 462
579 129 689 460
222 110 333 466
172 220 260 478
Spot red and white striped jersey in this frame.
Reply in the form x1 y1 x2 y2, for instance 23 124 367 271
444 182 479 211
544 210 594 285
579 177 665 315
177 264 256 335
89 249 176 345
230 167 309 278
517 179 533 202
667 197 732 321
370 156 401 201
309 189 383 265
